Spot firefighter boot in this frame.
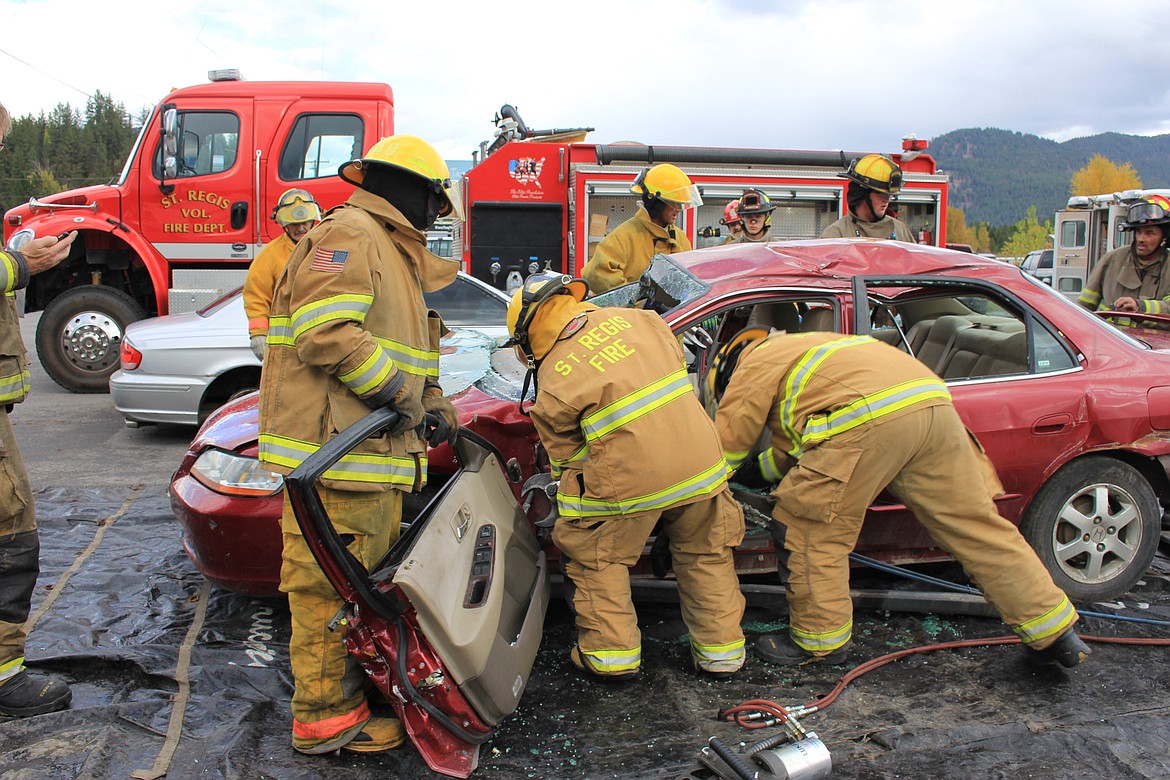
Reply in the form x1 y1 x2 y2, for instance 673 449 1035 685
293 716 405 754
0 669 72 717
570 646 639 682
1030 628 1091 669
755 634 849 667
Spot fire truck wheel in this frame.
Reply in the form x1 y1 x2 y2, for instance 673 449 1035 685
1020 455 1160 603
36 286 146 394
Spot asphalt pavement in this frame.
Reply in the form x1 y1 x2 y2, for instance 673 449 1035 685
15 311 193 491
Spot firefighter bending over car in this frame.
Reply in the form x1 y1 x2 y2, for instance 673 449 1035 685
1078 195 1170 317
258 135 463 755
507 274 747 679
582 164 701 295
243 188 322 361
714 331 1090 669
821 154 917 242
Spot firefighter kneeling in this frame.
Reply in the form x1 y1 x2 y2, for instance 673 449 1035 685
507 275 746 679
714 331 1091 668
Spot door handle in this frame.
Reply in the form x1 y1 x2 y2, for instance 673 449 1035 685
1031 413 1071 435
230 201 248 230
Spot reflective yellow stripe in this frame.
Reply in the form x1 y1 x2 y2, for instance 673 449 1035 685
0 655 24 683
1077 289 1102 309
758 448 784 482
267 316 294 346
259 433 423 487
778 336 873 459
791 620 852 653
579 646 641 673
557 458 727 518
374 336 438 379
802 378 951 446
290 294 373 340
339 346 395 396
581 369 691 442
1013 595 1078 646
0 252 17 295
0 369 29 403
549 443 589 479
724 449 749 471
690 637 746 663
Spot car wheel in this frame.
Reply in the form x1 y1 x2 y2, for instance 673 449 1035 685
36 286 146 393
1021 456 1160 602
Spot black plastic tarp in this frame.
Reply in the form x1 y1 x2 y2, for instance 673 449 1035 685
4 485 1170 779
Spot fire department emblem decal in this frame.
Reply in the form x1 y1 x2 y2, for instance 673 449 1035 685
508 157 545 188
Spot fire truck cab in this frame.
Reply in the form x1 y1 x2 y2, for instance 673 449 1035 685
2 70 394 392
460 113 948 292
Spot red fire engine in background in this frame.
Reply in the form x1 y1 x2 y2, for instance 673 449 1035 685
458 107 948 290
2 70 394 392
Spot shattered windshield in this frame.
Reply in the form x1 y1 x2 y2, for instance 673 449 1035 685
589 255 708 314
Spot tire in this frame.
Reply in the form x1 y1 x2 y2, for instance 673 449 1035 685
36 286 146 394
1021 456 1160 602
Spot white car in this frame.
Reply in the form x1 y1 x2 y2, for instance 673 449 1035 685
110 272 509 426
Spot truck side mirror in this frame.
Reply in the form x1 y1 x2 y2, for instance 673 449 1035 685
160 105 178 194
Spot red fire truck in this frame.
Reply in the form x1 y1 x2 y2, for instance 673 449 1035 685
2 70 395 392
459 109 949 290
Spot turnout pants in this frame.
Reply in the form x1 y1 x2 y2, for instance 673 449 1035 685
554 487 746 674
775 404 1076 656
0 409 36 683
280 487 400 745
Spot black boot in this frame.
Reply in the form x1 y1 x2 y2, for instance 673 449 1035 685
755 634 849 666
0 669 72 717
1031 629 1091 669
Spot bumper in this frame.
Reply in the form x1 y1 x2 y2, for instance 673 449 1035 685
111 369 211 426
169 471 284 596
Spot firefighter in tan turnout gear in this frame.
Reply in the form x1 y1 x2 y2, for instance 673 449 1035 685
258 135 463 754
244 188 322 360
1077 195 1170 317
507 274 746 679
820 154 917 242
714 331 1091 668
581 164 701 294
0 101 75 717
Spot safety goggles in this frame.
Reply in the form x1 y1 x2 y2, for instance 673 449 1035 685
1126 201 1169 225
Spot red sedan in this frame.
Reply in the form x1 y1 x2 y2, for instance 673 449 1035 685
171 240 1170 601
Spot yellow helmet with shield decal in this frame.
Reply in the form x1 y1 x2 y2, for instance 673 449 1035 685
271 188 321 227
841 154 903 195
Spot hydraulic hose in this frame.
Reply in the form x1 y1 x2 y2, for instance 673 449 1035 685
721 633 1170 729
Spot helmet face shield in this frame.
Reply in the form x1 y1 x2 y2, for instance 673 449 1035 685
632 164 703 209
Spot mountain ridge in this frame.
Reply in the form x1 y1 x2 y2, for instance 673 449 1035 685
930 128 1170 226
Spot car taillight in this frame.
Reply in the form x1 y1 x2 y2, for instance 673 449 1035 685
191 448 284 496
120 341 142 370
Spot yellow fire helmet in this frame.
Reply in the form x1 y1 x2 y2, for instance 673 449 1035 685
706 327 770 403
271 188 321 227
841 154 903 195
338 134 464 221
506 273 589 364
631 163 703 208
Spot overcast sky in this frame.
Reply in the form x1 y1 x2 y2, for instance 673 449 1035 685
3 0 1168 161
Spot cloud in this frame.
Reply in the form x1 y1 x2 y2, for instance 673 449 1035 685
3 0 1169 162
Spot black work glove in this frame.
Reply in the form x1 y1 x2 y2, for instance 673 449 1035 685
731 456 771 490
420 393 459 447
385 385 424 436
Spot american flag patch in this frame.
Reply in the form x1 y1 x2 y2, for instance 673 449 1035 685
310 247 349 273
